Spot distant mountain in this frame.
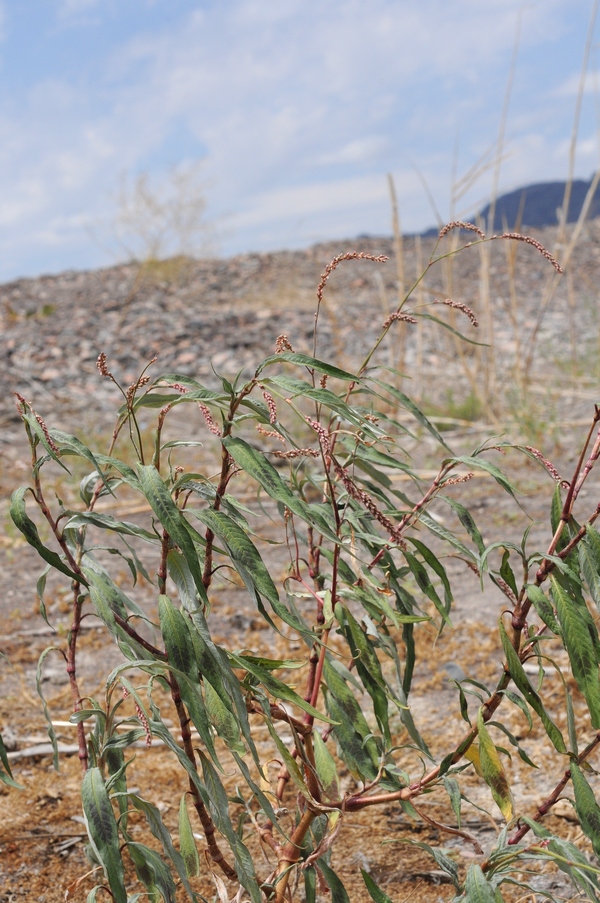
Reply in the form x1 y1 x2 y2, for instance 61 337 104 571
420 177 600 237
474 178 600 231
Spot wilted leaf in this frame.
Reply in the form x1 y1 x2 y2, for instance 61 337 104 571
477 709 514 822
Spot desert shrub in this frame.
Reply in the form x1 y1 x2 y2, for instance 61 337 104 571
5 226 600 902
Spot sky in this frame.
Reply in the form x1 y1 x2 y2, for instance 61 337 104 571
0 0 599 281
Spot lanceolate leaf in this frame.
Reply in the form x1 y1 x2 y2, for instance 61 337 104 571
366 377 452 450
204 678 244 753
50 430 113 493
447 456 518 501
193 508 307 633
579 526 600 610
36 646 61 770
417 510 476 561
322 658 379 781
526 585 561 636
318 860 351 903
137 465 208 606
178 795 200 877
552 574 600 728
257 351 358 381
464 863 499 903
65 512 158 543
158 596 219 763
159 595 197 678
361 870 394 903
229 652 333 723
313 730 341 801
127 842 177 902
499 622 565 753
197 751 262 903
476 709 514 822
442 497 486 555
222 437 336 540
81 767 127 903
167 549 198 611
571 762 600 860
336 604 393 742
129 795 198 900
10 487 84 584
0 732 21 789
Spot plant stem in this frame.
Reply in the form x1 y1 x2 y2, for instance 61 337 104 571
167 674 237 880
508 731 600 845
67 583 88 773
273 808 315 903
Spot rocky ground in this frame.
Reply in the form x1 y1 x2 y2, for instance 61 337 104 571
1 222 600 901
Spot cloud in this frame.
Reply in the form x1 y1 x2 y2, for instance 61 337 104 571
0 0 594 279
315 137 389 166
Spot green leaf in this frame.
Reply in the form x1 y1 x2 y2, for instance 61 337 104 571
10 487 85 585
158 596 218 763
222 437 337 540
257 351 358 381
81 767 127 903
336 604 393 742
366 377 452 450
158 595 197 679
94 454 142 492
499 621 565 753
323 658 379 781
580 526 600 611
22 411 70 472
36 646 61 770
443 776 462 828
526 585 561 636
464 863 500 903
408 537 453 606
0 732 22 789
127 842 177 902
442 497 485 555
552 574 600 728
194 508 307 633
446 455 518 501
129 795 197 900
499 550 518 599
137 464 208 606
418 510 476 561
50 430 113 494
361 870 394 903
197 751 262 903
477 709 514 821
167 550 199 611
403 550 451 627
313 730 341 801
550 482 563 535
386 839 460 890
571 762 600 860
229 652 333 723
178 795 200 877
318 860 351 903
65 512 158 543
204 679 244 753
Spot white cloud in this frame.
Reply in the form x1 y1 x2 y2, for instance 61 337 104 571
0 0 593 279
315 137 388 166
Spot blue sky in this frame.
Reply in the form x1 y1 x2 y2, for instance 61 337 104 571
0 0 599 280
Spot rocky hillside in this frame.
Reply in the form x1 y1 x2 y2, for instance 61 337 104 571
1 220 600 442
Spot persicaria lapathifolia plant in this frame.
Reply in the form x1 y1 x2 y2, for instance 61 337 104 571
6 224 600 903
